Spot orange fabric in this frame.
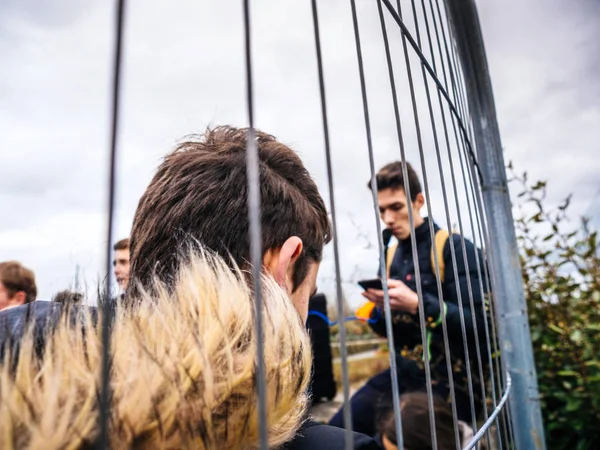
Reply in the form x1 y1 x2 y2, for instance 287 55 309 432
355 300 376 321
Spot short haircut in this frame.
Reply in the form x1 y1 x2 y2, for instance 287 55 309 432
370 161 422 201
130 126 331 294
113 238 130 251
0 261 37 304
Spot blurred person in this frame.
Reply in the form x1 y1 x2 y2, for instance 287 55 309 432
377 392 474 450
128 125 378 449
330 161 488 436
0 261 37 311
113 238 130 292
51 290 84 304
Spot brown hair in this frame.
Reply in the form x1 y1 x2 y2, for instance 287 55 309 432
51 290 84 304
0 261 37 304
130 126 331 295
370 161 422 201
380 392 459 450
113 238 129 251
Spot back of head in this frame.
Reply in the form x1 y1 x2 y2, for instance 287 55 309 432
0 249 312 449
129 126 331 297
0 261 37 304
371 161 422 201
380 392 458 450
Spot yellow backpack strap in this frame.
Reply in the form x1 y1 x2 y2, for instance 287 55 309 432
431 229 450 283
386 243 398 279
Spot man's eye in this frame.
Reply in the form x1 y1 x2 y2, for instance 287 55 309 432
391 205 403 211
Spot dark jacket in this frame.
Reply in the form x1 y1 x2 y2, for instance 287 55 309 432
0 301 96 361
370 218 490 417
285 420 381 450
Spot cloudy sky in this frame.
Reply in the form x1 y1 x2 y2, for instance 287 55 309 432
1 0 598 306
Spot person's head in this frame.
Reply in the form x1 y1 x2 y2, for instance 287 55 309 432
379 392 459 450
370 161 425 240
52 290 84 304
129 126 331 321
0 250 313 449
113 238 130 291
0 261 37 311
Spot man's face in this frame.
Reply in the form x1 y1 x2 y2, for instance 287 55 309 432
378 188 424 240
0 282 24 311
113 249 130 291
288 262 320 323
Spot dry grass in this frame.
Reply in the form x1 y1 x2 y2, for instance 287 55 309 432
332 351 391 386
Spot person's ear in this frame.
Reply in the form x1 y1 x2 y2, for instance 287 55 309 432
263 237 303 291
413 192 425 210
11 291 26 306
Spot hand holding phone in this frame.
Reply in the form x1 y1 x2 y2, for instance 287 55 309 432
357 278 383 291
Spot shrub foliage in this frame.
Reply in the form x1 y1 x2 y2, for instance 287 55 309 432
510 164 600 449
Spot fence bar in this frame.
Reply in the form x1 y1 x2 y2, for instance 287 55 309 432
350 1 406 447
378 1 462 447
443 1 546 448
242 1 269 448
311 2 354 448
463 372 512 450
100 0 126 447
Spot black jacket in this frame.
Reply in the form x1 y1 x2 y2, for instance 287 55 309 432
285 421 381 450
369 218 489 417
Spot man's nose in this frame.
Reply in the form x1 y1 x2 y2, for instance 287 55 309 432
382 210 394 225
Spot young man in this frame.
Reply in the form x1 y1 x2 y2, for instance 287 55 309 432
0 261 37 311
127 126 379 449
329 161 488 436
113 238 130 292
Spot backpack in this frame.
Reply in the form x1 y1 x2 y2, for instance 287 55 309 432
385 229 450 281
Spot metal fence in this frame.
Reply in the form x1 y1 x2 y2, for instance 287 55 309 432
100 0 545 449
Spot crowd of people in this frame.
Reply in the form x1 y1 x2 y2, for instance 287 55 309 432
0 125 488 449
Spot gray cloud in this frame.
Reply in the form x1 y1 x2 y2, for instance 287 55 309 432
0 0 598 305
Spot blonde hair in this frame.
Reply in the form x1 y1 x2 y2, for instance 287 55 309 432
0 250 312 449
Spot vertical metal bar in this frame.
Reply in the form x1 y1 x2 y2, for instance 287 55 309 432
443 1 546 448
466 151 517 448
100 0 126 447
431 2 511 444
463 145 509 449
381 0 479 440
423 2 504 447
349 2 402 447
311 2 354 448
242 1 268 448
389 0 464 446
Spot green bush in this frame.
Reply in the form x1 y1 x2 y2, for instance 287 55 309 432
510 165 600 449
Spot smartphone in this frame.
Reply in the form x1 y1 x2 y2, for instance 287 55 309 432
357 278 383 291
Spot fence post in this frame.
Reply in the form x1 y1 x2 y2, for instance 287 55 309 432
443 1 546 448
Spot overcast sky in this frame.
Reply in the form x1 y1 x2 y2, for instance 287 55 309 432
1 0 598 306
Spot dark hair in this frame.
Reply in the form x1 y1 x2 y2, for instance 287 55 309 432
130 126 331 295
52 290 84 304
0 261 37 304
113 238 130 251
379 392 459 450
370 161 422 201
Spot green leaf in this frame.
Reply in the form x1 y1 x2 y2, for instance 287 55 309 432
570 330 583 344
558 370 579 377
549 324 565 334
